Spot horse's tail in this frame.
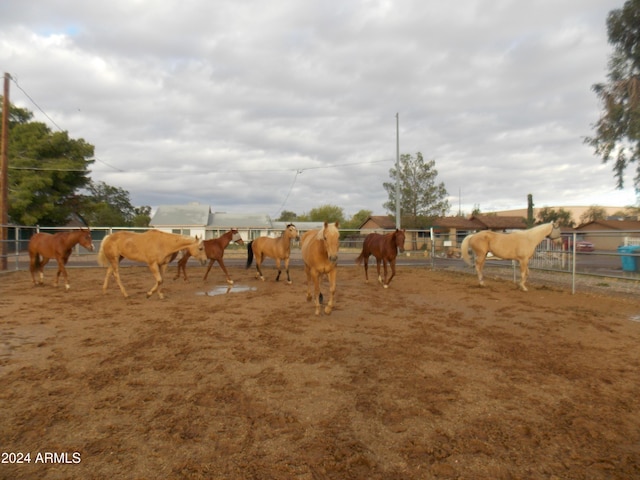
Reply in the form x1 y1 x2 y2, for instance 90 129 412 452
461 234 473 266
355 250 364 265
97 235 110 267
246 241 254 269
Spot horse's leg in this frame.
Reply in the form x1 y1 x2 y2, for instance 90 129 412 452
475 254 487 287
519 261 529 292
284 257 292 284
55 258 71 291
108 261 130 298
305 265 313 303
381 259 389 287
324 269 337 315
385 258 397 288
38 257 50 285
363 255 369 283
275 258 282 281
203 259 215 281
313 271 321 316
146 263 164 299
255 254 265 281
376 258 383 285
217 258 234 285
174 255 188 281
29 254 40 285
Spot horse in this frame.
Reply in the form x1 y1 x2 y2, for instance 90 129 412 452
300 222 340 315
98 230 206 299
28 229 95 291
355 229 406 288
461 221 562 291
174 229 244 283
246 223 299 284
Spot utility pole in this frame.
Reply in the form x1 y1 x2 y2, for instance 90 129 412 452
0 73 9 270
395 113 401 229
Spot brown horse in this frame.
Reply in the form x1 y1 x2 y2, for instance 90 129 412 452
174 229 244 283
98 230 206 299
28 229 94 291
461 221 562 291
246 224 299 284
355 229 406 288
300 222 340 315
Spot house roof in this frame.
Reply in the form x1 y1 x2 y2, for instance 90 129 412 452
209 212 272 229
433 215 527 230
150 203 211 227
577 219 640 231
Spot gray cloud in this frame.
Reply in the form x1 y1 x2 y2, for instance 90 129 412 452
0 0 636 219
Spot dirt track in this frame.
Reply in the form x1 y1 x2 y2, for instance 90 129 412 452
1 261 639 479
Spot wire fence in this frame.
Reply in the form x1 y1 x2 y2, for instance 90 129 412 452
1 225 639 295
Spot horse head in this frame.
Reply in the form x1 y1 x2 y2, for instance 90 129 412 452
286 224 300 240
230 228 244 245
321 221 340 263
548 222 562 242
79 229 95 251
190 236 208 265
395 229 406 253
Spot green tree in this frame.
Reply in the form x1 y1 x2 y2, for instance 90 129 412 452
343 209 372 230
526 194 535 228
579 205 607 225
305 204 345 224
79 181 132 226
5 100 94 225
383 152 450 228
276 210 298 222
131 206 152 227
585 0 640 191
537 207 574 227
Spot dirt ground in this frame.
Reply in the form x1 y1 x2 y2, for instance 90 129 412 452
1 259 639 480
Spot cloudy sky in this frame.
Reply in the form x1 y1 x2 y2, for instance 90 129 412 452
1 0 637 219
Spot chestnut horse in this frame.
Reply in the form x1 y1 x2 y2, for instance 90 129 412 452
174 229 244 283
246 224 299 284
300 222 340 315
98 230 206 299
355 229 406 288
461 221 562 291
28 229 95 291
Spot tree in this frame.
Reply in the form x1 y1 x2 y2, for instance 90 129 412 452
4 100 94 225
579 206 607 225
526 194 535 228
276 210 298 222
343 209 372 230
305 204 345 224
585 0 640 191
537 207 574 227
383 152 450 228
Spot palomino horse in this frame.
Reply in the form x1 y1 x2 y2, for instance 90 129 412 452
98 230 206 299
355 229 406 288
300 222 340 315
174 229 244 283
461 221 562 291
28 229 95 291
246 224 299 284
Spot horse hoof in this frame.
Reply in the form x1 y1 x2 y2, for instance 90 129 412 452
286 281 292 285
324 306 332 315
383 284 389 289
227 280 234 285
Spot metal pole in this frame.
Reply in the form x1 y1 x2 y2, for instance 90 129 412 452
1 73 10 270
395 113 401 229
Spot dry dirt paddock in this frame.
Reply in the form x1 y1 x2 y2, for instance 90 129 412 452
1 261 639 480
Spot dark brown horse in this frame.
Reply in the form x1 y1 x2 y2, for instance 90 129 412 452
28 229 95 290
355 229 406 288
174 229 244 283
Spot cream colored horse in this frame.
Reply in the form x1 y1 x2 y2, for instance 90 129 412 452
300 222 340 315
461 222 561 291
246 224 299 284
98 230 206 299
